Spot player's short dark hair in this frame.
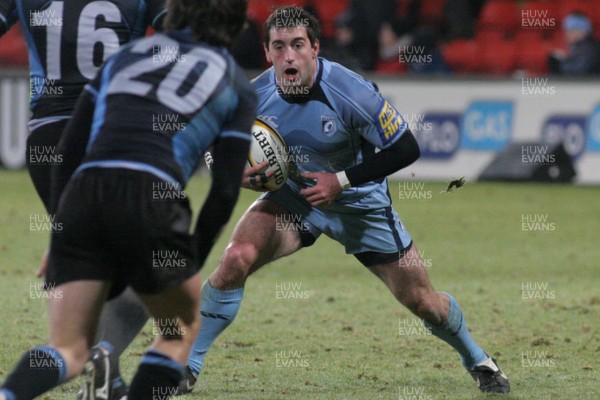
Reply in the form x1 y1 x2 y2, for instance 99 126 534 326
263 6 321 48
164 0 248 48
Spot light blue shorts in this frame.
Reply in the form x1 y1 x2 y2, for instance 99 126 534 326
261 184 413 266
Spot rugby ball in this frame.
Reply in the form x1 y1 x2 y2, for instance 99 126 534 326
247 118 289 191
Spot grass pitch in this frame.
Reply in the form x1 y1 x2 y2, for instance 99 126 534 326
0 170 599 399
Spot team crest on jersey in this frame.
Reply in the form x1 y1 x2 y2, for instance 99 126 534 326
321 116 336 136
376 100 405 146
258 115 279 128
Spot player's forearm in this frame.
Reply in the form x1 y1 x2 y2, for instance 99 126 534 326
0 19 7 36
193 136 250 266
344 129 420 187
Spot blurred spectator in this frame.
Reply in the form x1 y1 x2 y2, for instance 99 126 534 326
376 22 409 74
348 0 419 70
548 12 600 75
376 24 450 75
231 18 264 70
0 25 27 66
320 11 364 73
443 0 486 39
407 27 451 74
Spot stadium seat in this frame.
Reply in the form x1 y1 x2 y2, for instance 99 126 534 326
313 0 349 38
478 39 517 75
419 0 446 28
248 0 276 25
513 28 546 44
477 0 520 34
549 28 567 49
0 25 28 66
375 57 408 75
515 39 553 75
520 1 560 37
476 28 509 43
442 40 481 74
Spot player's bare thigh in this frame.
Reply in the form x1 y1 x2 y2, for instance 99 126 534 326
209 199 303 290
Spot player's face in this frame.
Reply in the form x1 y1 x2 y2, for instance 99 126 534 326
265 26 319 91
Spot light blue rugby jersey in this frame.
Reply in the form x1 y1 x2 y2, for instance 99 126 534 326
253 57 409 211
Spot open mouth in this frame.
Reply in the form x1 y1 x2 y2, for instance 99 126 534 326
284 67 299 79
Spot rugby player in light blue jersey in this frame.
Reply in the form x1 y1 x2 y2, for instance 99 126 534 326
181 5 510 396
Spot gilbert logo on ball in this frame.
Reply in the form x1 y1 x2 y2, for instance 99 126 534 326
248 118 290 191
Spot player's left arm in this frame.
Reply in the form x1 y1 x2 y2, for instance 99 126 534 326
301 83 419 206
301 131 419 206
192 68 257 268
146 0 166 31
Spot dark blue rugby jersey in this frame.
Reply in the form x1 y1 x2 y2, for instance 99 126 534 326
0 0 165 120
75 29 256 187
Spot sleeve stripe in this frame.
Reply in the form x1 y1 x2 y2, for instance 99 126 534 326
151 9 166 29
221 130 251 141
84 83 98 98
0 13 7 25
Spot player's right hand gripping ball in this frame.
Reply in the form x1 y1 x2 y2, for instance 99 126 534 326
247 118 290 191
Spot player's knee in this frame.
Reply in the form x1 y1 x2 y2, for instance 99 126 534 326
214 243 259 285
404 292 442 324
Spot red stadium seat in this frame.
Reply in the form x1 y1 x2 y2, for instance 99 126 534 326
549 28 568 49
286 0 308 6
556 0 600 28
478 0 520 34
419 0 446 27
248 0 276 25
513 28 546 44
520 0 560 33
478 39 517 75
313 0 349 38
375 58 408 75
442 40 481 74
476 28 510 43
0 25 28 66
515 39 553 75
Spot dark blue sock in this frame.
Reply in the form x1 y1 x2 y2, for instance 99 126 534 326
128 349 184 400
424 293 488 369
1 346 67 399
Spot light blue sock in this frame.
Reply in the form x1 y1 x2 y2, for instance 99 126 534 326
424 293 488 370
187 281 244 377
